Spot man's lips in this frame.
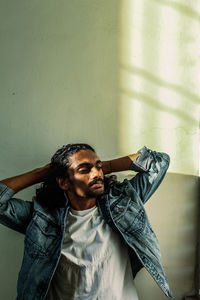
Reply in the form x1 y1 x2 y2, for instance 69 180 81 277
91 182 104 188
88 178 104 187
89 179 104 188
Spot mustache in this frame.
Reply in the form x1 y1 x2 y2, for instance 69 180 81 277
88 178 104 187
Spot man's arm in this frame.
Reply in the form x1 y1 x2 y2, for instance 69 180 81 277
128 147 170 203
1 164 51 193
102 153 140 174
102 147 170 204
0 164 51 234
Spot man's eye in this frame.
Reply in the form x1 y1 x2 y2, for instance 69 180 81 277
80 169 90 173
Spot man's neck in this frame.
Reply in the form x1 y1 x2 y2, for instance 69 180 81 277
67 192 97 211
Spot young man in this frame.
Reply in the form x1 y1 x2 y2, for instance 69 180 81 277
0 143 172 299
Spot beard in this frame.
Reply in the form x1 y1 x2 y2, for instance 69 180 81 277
84 188 104 198
72 184 104 199
68 177 105 200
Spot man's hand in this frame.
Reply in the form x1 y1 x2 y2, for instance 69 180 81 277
102 153 140 175
0 164 51 193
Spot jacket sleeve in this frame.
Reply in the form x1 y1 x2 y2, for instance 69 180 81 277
0 183 33 234
129 146 170 204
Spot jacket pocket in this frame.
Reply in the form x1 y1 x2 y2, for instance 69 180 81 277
24 212 61 258
112 199 146 235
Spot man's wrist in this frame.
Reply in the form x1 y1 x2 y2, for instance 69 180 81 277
102 154 140 174
102 161 112 175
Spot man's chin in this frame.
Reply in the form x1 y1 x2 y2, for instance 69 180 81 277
86 188 105 198
94 189 105 196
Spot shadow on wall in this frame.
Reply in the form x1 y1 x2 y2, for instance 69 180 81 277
121 64 200 105
135 172 199 300
0 1 199 300
0 227 24 299
152 0 200 22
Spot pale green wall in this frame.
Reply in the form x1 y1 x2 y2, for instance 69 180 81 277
0 0 120 168
0 1 120 299
135 173 199 300
119 0 200 176
0 1 199 299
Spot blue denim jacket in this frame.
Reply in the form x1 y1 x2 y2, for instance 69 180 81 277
0 146 172 299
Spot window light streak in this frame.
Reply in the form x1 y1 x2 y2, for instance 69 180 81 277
119 95 144 154
120 0 145 66
119 0 200 176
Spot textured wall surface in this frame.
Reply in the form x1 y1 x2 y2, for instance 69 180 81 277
0 1 199 299
119 0 200 176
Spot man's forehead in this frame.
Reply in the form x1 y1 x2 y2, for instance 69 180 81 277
69 150 101 166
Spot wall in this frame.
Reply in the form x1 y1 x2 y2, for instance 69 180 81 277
135 173 199 299
118 3 200 298
119 0 200 176
0 1 120 299
0 1 199 299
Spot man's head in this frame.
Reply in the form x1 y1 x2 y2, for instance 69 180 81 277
36 143 116 210
51 143 104 199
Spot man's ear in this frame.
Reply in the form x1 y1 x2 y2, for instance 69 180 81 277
56 177 69 191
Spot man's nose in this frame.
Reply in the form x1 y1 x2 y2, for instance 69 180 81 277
90 167 100 179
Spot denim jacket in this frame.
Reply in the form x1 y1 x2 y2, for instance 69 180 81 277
0 146 172 299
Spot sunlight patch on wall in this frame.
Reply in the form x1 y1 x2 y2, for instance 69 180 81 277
119 0 200 176
120 0 145 67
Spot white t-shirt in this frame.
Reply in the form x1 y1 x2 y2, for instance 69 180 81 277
46 206 138 300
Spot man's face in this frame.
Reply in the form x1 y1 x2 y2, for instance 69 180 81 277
66 149 105 199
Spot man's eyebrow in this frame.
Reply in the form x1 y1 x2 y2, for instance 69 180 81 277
76 160 102 169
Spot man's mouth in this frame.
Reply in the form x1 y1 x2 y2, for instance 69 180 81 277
89 179 104 188
91 182 104 189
